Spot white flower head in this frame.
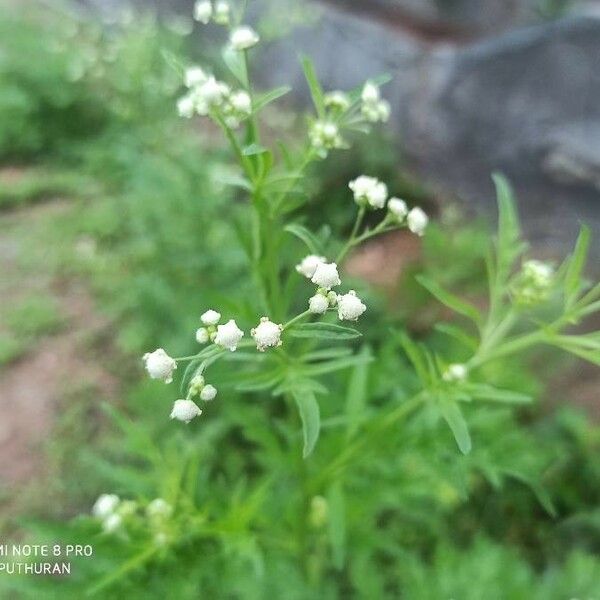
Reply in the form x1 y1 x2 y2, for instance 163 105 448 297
196 76 229 113
93 494 120 519
230 26 260 51
310 120 344 153
229 90 251 114
361 82 381 104
349 176 388 209
308 293 329 314
324 91 350 112
251 317 283 352
170 399 202 423
311 262 341 289
184 66 207 88
201 309 221 326
214 319 244 351
523 260 554 286
213 1 230 24
388 197 408 222
193 0 212 24
147 498 173 519
143 348 177 383
196 327 209 344
296 255 326 279
443 363 468 383
200 384 218 401
407 207 428 236
337 290 366 321
177 93 196 118
102 513 123 534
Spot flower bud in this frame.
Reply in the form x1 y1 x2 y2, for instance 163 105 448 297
251 317 283 352
201 309 221 325
349 175 388 209
143 349 177 384
308 293 329 314
170 399 202 423
230 26 260 51
311 262 341 289
407 207 428 236
200 384 218 401
388 197 408 222
92 494 120 519
296 255 326 279
337 290 366 321
214 319 244 351
193 0 212 24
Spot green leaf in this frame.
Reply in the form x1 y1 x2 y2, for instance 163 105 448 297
301 55 325 118
564 225 590 309
397 331 431 385
463 383 532 405
417 275 481 324
292 388 321 458
215 172 253 191
345 346 371 439
327 481 346 569
284 223 323 254
253 86 292 112
222 46 247 86
289 322 361 340
439 400 472 454
434 323 478 351
161 49 185 77
242 143 269 156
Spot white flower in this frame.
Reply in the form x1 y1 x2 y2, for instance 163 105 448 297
230 90 251 114
309 120 344 152
170 399 202 423
349 176 388 209
388 197 408 221
407 207 428 236
251 317 283 352
324 91 350 112
308 293 329 314
177 93 196 118
337 290 366 321
184 66 207 88
230 26 260 51
443 363 468 382
200 384 218 401
143 348 177 383
146 498 173 519
196 328 209 344
92 494 120 519
201 309 221 325
213 1 230 24
196 76 229 113
523 260 553 286
193 0 212 24
214 319 244 351
296 255 326 279
102 513 123 534
361 82 380 104
311 262 341 289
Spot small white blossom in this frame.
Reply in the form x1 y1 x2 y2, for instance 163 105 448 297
193 0 212 24
361 82 380 104
196 76 230 113
93 494 120 519
311 262 341 289
310 120 344 153
170 399 203 423
388 197 408 222
189 374 205 395
349 176 388 209
251 317 283 352
196 327 209 344
324 91 350 112
143 348 177 383
523 260 554 286
184 66 207 88
443 363 468 382
407 207 428 236
213 1 230 24
337 290 366 321
102 513 123 534
177 93 196 118
308 293 329 314
200 384 218 401
230 90 251 114
201 309 221 325
214 319 244 351
147 498 173 519
230 26 260 51
296 255 326 279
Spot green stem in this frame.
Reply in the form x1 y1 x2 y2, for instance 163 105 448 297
283 310 312 331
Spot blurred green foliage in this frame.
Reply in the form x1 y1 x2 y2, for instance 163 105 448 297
0 3 599 599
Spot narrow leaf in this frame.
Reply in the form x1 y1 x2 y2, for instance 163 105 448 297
463 383 532 405
253 86 292 112
289 322 361 340
243 143 269 156
564 225 590 309
417 275 481 324
284 223 323 255
327 481 346 569
301 55 325 118
292 388 321 458
439 400 472 454
345 346 371 439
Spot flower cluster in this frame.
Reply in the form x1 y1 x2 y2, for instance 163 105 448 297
309 121 345 154
349 174 429 235
512 259 555 306
193 0 231 26
92 494 174 546
361 81 390 123
177 66 252 128
296 256 367 321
